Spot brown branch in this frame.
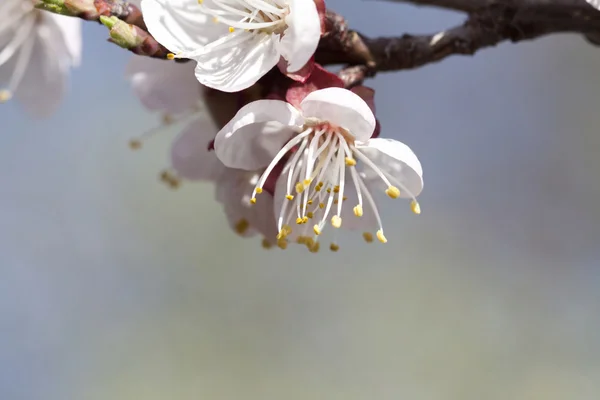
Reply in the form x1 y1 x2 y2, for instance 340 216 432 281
316 0 600 85
38 0 600 84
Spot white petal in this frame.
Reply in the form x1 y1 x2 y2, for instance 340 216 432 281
356 138 424 198
301 88 375 142
218 170 279 241
141 0 225 53
192 32 280 92
45 13 82 67
125 56 201 114
13 16 69 117
170 117 224 181
277 0 320 72
214 100 304 170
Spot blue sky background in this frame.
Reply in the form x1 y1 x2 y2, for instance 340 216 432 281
1 1 600 399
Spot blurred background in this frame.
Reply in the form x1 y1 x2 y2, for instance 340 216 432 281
2 1 600 399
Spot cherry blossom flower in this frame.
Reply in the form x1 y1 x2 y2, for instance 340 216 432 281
0 0 81 116
214 87 424 251
126 56 278 244
141 0 322 92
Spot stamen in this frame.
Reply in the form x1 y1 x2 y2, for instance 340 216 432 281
330 243 340 252
376 230 387 244
234 219 250 235
363 232 374 243
261 238 273 249
411 200 421 215
385 186 401 199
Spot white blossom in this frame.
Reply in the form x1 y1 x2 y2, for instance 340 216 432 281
141 0 321 92
0 0 81 116
214 87 424 251
126 56 278 244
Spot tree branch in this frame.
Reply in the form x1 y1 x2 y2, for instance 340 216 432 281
315 0 600 85
38 0 600 85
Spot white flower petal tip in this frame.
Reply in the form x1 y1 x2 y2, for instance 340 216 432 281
0 2 82 117
278 0 321 73
215 87 423 251
143 0 321 92
301 88 377 142
214 100 304 170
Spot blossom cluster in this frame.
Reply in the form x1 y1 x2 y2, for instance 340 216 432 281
3 0 424 252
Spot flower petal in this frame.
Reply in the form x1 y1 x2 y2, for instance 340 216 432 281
141 0 225 54
217 170 279 241
356 138 424 198
47 13 82 67
192 32 280 92
12 14 71 117
170 117 224 181
285 64 344 109
277 0 321 73
126 56 201 114
214 100 304 170
301 87 376 142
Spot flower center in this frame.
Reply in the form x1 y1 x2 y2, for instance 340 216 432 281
249 121 421 252
198 0 289 35
0 0 37 103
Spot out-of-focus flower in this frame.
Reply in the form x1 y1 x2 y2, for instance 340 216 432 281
0 0 81 117
126 56 278 244
214 87 423 251
141 0 322 92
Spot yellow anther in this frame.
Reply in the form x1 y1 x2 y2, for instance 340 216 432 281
285 194 294 201
330 243 340 252
313 224 321 235
0 90 12 103
261 238 273 249
276 230 286 240
304 237 315 248
197 0 203 3
315 185 322 192
331 215 342 228
363 232 374 243
212 16 219 23
228 26 235 33
255 187 263 194
250 197 257 205
353 205 363 217
318 181 324 187
319 203 325 209
326 188 331 193
277 239 288 249
303 179 312 187
295 182 304 193
307 200 313 205
333 185 340 193
345 157 356 166
297 236 308 244
343 196 348 201
128 139 142 150
334 199 339 205
376 230 387 243
166 53 175 60
302 216 308 224
308 241 320 253
307 212 314 219
234 218 250 235
296 217 303 225
385 186 401 199
283 225 292 235
411 200 421 215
